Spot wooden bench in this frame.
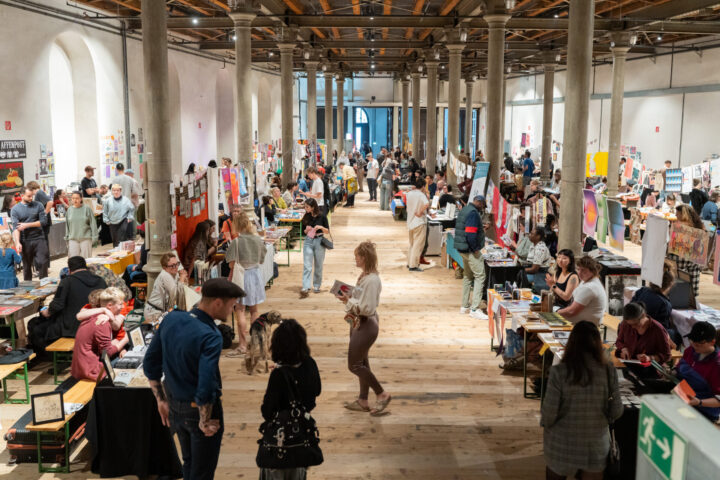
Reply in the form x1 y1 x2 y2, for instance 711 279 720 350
46 338 75 385
0 353 36 404
25 379 95 473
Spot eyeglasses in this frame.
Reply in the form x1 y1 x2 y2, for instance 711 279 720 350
167 262 180 268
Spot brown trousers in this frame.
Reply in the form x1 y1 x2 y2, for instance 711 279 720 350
348 314 383 400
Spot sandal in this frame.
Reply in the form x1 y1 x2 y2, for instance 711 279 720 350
343 399 370 412
224 348 247 358
370 394 392 416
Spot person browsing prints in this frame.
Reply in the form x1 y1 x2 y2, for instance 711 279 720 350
102 184 135 247
406 178 430 272
143 278 245 480
297 167 324 212
10 186 49 280
455 195 488 319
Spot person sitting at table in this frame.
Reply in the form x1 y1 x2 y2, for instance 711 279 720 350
183 221 216 279
145 253 187 322
615 302 672 379
658 192 680 213
525 179 542 202
438 185 456 209
674 321 720 422
508 223 533 261
557 256 607 326
258 195 277 224
644 190 659 208
631 261 679 346
544 214 559 257
282 182 298 206
545 249 579 309
519 227 552 289
71 287 129 381
221 203 243 244
271 186 288 212
550 169 561 190
701 189 719 226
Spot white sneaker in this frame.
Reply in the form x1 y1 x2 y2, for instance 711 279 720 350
470 309 488 320
459 307 470 314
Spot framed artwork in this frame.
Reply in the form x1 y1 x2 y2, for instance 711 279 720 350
31 391 65 425
605 275 641 316
128 327 145 349
102 350 116 382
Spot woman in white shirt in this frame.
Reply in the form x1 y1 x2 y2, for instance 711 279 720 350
336 241 391 416
557 256 607 325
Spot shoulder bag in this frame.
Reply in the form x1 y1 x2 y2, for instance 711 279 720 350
256 367 324 469
604 363 622 479
320 231 334 250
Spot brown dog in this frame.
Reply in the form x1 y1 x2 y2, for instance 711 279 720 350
245 311 282 375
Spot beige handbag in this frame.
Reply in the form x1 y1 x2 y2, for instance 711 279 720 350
231 262 245 289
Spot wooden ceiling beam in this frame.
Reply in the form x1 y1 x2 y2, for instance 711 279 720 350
380 0 392 55
528 0 565 17
172 0 214 17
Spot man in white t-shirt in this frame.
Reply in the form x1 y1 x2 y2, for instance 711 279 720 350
405 178 430 271
366 154 379 201
298 166 324 209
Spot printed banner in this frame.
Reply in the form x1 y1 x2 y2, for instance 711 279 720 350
468 161 490 200
583 189 599 237
669 222 710 266
0 161 24 196
596 194 608 243
0 140 26 160
606 199 624 251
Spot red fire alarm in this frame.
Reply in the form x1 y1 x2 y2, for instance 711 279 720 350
655 126 660 133
4 121 10 131
198 122 202 129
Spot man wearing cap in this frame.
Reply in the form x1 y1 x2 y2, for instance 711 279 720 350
675 321 720 421
81 165 100 200
455 195 488 320
112 163 141 203
144 278 245 480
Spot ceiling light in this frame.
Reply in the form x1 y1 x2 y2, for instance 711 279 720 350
554 14 559 18
418 64 424 72
371 64 375 69
630 34 638 46
321 64 327 72
268 51 274 57
434 50 441 60
657 34 663 41
505 0 517 10
506 66 511 73
370 16 374 20
232 34 237 41
459 29 468 43
303 50 311 60
192 17 199 25
441 65 445 69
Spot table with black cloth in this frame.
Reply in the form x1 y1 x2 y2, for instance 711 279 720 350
598 262 641 283
482 261 522 301
86 386 182 478
613 404 639 480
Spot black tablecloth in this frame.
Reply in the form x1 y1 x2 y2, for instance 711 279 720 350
614 405 639 480
483 261 522 300
86 386 182 478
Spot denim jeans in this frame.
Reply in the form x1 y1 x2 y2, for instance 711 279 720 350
367 178 378 200
302 237 326 291
169 398 224 480
379 180 392 210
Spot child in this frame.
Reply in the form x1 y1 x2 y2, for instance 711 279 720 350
71 287 129 381
0 232 21 289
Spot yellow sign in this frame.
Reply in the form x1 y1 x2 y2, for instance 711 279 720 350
586 151 609 177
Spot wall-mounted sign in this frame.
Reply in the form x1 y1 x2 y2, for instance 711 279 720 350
4 121 10 131
0 140 26 160
0 161 24 195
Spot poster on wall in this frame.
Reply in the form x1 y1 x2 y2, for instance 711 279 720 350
582 189 599 237
0 161 24 195
681 167 693 193
669 222 710 266
606 199 625 251
0 140 26 160
586 152 609 177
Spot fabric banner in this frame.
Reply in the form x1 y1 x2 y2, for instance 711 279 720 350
468 161 490 200
642 215 670 286
583 189 599 237
606 198 624 251
669 222 710 266
596 194 608 243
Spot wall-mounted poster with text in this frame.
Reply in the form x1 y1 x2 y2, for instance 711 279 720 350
0 161 24 195
0 140 26 160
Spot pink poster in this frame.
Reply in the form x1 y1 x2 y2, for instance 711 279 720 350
583 189 599 237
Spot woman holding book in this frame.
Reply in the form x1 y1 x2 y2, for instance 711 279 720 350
299 198 329 299
615 302 672 379
335 241 391 416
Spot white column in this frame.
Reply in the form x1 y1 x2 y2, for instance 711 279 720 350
464 75 474 155
607 33 632 197
401 77 410 151
446 42 464 188
336 74 345 155
305 61 318 145
484 13 510 186
278 40 295 186
425 59 439 173
411 71 421 158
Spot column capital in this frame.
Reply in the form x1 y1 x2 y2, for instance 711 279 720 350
277 42 296 54
609 31 634 51
484 13 511 28
335 72 345 82
411 71 421 79
323 69 334 78
401 75 411 84
304 60 320 71
227 11 256 26
446 43 465 54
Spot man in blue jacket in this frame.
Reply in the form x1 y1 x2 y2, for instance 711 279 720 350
454 195 487 320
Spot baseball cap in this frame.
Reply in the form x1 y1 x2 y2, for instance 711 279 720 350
201 278 245 300
473 195 486 203
685 321 717 343
85 165 95 172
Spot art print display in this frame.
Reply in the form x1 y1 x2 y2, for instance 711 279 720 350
642 215 670 286
31 391 64 425
664 168 683 193
0 161 24 196
606 199 625 251
468 161 490 201
669 222 710 266
711 159 720 189
605 275 641 316
681 167 693 193
583 189 599 237
0 139 26 160
595 194 608 244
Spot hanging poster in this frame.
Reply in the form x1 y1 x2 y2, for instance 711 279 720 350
606 199 624 251
468 161 490 200
711 159 720 188
486 180 495 213
583 189 599 237
701 162 711 189
714 231 720 287
595 194 608 243
681 167 693 193
664 168 683 193
586 151 609 177
623 158 634 179
669 222 710 266
642 215 670 287
0 161 24 195
0 140 26 160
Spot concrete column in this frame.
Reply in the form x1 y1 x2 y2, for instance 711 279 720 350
305 61 318 145
541 63 556 183
335 74 345 155
607 34 632 197
392 106 399 148
425 60 439 174
141 0 172 290
484 13 510 186
278 40 295 186
401 77 410 151
411 71 421 158
464 76 474 155
446 42 465 189
323 71 333 166
558 0 595 253
229 8 256 219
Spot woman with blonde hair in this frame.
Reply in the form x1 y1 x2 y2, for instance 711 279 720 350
226 210 265 356
0 232 21 288
336 240 391 415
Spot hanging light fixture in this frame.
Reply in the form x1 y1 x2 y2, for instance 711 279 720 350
630 34 638 46
303 49 311 60
232 34 237 41
192 17 199 25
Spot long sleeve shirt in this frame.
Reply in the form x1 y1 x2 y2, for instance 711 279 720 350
11 200 47 241
103 195 135 225
261 358 321 421
64 205 98 241
701 201 718 225
144 269 179 320
143 307 223 406
71 317 119 381
615 318 672 364
346 273 382 317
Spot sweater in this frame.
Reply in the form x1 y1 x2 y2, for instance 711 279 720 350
46 270 107 340
225 233 266 268
64 205 98 241
615 318 672 364
71 317 119 381
346 273 382 317
102 195 135 225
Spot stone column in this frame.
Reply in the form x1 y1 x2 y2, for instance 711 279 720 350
335 74 345 155
425 59 439 174
464 75 474 155
484 13 510 186
392 106 399 148
541 62 556 183
558 0 595 253
411 71 421 159
305 61 318 146
607 33 632 197
141 0 172 290
446 41 465 189
324 70 333 166
278 39 296 186
229 7 256 219
401 76 410 151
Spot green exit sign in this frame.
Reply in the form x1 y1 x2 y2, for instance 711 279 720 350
638 403 688 480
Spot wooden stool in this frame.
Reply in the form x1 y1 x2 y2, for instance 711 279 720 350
46 338 75 385
0 353 36 404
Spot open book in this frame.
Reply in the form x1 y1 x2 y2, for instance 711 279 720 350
330 280 355 297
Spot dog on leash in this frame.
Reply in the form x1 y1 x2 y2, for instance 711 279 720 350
245 311 283 375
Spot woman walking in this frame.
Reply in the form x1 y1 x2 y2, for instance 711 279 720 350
65 191 98 258
226 211 266 356
299 198 329 299
336 241 391 415
541 321 623 479
258 319 322 479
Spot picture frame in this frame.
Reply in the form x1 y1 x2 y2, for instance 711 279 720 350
31 391 64 425
128 327 145 349
101 350 116 382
